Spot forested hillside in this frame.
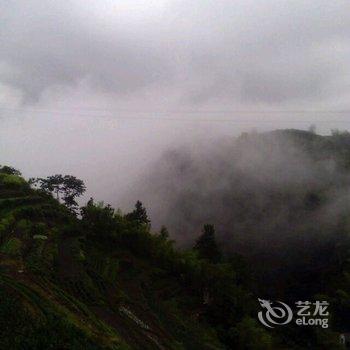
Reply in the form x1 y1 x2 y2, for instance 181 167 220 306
0 165 264 349
1 129 350 349
134 129 350 296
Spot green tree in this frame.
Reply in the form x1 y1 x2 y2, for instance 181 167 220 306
81 198 116 236
194 224 221 263
126 200 150 225
31 174 64 200
31 174 85 208
61 175 86 208
159 225 169 240
0 165 21 176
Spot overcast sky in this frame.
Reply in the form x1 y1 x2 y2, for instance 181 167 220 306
1 1 350 206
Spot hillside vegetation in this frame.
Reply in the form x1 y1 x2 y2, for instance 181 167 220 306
1 129 350 349
0 165 261 349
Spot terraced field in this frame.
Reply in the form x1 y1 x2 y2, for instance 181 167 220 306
0 170 223 350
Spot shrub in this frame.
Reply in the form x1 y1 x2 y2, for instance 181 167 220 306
0 215 15 240
0 174 26 188
0 165 21 176
32 222 47 236
17 219 32 233
229 316 274 350
0 237 22 256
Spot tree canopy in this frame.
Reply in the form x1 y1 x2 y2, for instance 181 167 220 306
126 200 150 225
194 224 222 263
0 165 21 176
30 174 86 209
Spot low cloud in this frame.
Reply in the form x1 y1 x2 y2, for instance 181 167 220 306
1 1 350 108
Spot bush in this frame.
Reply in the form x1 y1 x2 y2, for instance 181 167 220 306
0 215 15 240
229 316 274 350
14 206 44 220
17 219 32 233
0 238 22 256
0 174 26 188
31 222 47 236
0 165 21 176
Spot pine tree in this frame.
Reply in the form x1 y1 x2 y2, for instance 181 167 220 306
126 200 150 225
194 224 221 263
159 225 169 240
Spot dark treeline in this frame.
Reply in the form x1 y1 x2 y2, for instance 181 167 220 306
130 129 350 289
